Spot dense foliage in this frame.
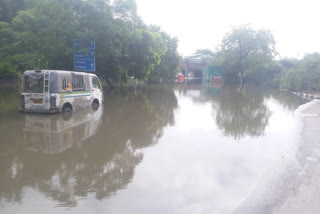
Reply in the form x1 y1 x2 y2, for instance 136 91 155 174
208 25 320 92
211 25 277 85
0 0 180 85
279 53 320 91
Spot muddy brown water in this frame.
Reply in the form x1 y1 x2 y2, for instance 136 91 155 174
0 81 309 214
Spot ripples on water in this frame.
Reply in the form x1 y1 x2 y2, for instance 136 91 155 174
0 82 308 214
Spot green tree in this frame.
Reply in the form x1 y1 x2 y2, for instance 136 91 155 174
112 0 140 23
192 49 215 64
1 0 80 71
127 28 166 80
0 21 20 80
109 24 167 84
148 25 181 82
280 53 320 91
0 0 25 22
0 0 172 86
213 25 277 85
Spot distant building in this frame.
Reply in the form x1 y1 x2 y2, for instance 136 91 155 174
179 59 208 78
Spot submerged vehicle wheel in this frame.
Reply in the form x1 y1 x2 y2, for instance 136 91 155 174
62 104 72 121
92 102 99 111
92 100 99 111
62 105 72 113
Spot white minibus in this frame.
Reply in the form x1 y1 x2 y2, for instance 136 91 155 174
20 70 103 113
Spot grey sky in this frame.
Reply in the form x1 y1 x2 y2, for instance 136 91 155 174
136 0 320 58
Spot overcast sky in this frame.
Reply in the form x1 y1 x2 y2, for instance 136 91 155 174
136 0 320 58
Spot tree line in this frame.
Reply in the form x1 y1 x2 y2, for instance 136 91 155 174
2 0 318 92
0 0 181 87
187 25 320 92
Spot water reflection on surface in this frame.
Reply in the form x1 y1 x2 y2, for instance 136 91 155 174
24 107 103 154
0 83 309 214
211 87 270 139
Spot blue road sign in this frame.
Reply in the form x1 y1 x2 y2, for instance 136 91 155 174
74 59 95 71
74 50 95 60
74 38 95 72
74 39 95 49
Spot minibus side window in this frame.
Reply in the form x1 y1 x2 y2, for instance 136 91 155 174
72 74 85 91
92 77 101 89
61 76 72 91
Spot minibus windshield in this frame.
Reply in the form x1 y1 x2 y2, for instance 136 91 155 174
23 73 44 93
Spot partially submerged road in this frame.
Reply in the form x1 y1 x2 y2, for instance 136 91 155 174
233 100 320 214
274 100 320 214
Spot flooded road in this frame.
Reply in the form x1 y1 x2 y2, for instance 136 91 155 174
0 82 310 214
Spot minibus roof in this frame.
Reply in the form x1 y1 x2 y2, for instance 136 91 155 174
23 70 97 76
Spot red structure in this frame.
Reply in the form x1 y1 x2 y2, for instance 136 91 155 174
177 74 185 83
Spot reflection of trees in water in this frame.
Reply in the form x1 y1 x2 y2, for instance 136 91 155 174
0 140 142 207
0 85 20 114
103 86 177 149
0 86 177 206
266 90 308 111
35 140 143 207
176 79 203 100
0 87 25 204
211 86 271 139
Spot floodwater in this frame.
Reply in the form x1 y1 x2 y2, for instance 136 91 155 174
0 81 310 214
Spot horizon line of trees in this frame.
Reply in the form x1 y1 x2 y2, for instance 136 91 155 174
0 0 181 87
185 25 320 92
1 0 319 92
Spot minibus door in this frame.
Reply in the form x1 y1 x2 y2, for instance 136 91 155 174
91 76 102 104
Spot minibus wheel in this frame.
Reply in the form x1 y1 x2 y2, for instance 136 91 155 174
62 104 72 113
62 103 73 120
92 100 99 111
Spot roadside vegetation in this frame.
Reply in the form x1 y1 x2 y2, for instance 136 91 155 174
0 0 180 87
212 25 320 92
186 25 320 92
1 1 319 92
